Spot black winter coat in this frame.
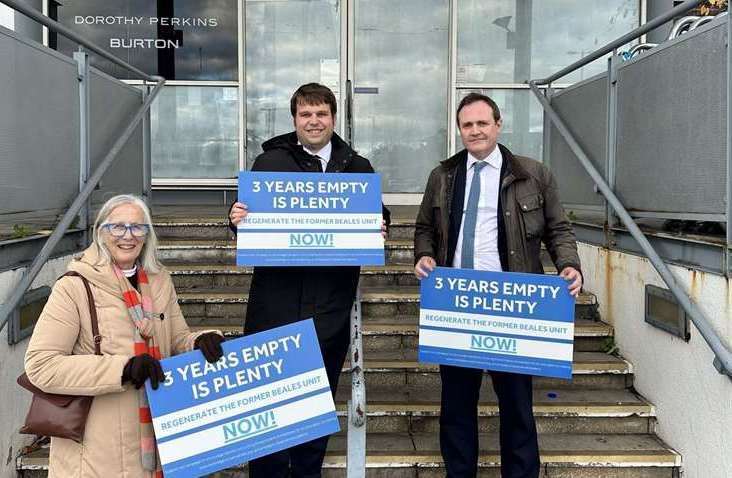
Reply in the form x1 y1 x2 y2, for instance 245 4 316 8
232 132 390 343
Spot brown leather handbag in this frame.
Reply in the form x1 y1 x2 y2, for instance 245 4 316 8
17 271 102 443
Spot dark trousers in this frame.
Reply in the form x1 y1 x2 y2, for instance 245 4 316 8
248 320 351 478
439 365 540 478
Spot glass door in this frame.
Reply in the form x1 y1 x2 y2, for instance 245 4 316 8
350 0 449 193
244 0 449 194
245 0 344 167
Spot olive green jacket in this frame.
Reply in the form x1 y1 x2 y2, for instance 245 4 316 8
414 144 581 275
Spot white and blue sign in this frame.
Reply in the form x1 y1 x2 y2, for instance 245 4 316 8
237 172 384 266
145 320 339 478
419 267 575 379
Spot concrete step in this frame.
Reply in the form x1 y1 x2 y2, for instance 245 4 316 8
177 287 600 323
330 387 654 434
335 350 633 391
191 317 613 353
169 263 423 289
154 219 417 242
316 432 679 478
167 262 562 290
17 433 679 478
159 239 416 265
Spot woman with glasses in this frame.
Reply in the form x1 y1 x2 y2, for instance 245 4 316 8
24 194 225 478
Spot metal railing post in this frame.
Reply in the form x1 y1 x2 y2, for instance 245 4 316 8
73 49 91 245
605 50 619 236
347 285 366 478
529 81 732 381
142 83 153 205
542 85 554 171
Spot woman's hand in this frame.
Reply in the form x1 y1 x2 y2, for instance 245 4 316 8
121 354 165 390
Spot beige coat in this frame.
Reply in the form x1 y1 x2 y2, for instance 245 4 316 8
25 246 213 478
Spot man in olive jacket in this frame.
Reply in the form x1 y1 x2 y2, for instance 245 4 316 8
229 83 389 478
414 93 582 478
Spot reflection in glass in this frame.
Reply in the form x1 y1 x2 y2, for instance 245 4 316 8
151 86 239 178
353 0 449 193
55 0 238 80
245 0 341 167
1 0 43 42
0 5 12 31
457 0 639 84
455 89 543 161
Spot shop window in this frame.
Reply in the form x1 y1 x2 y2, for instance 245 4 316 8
55 0 238 81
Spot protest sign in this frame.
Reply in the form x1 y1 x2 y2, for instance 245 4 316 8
419 267 575 379
145 319 339 478
237 172 384 266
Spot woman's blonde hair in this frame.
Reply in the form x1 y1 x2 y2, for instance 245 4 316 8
92 194 162 273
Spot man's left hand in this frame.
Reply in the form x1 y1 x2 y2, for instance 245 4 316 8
560 266 582 297
381 219 388 239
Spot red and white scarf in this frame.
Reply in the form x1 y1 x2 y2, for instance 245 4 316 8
113 264 163 477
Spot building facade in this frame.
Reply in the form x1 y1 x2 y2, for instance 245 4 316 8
2 0 643 201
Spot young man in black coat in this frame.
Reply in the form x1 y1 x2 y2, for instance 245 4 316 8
228 83 389 478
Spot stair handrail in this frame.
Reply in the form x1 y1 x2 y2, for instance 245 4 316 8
528 0 732 380
0 0 166 332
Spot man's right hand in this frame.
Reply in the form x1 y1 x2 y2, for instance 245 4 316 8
414 256 436 279
229 202 249 226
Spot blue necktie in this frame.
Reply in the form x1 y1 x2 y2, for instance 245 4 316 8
461 161 488 269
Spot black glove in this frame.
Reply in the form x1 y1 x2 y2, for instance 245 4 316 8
194 333 225 364
121 354 165 390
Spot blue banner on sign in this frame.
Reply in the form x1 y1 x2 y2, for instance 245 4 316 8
239 172 382 213
236 172 384 266
145 320 339 478
418 267 575 379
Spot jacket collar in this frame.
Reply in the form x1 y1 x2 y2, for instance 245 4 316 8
441 143 529 181
262 131 355 172
69 244 166 299
68 244 130 297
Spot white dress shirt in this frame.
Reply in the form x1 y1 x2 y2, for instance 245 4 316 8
452 147 503 271
302 141 332 172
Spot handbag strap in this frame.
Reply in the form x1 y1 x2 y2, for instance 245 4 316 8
61 271 101 356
